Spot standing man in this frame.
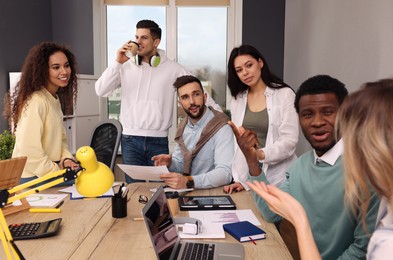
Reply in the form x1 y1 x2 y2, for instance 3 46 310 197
152 75 233 189
232 75 379 259
95 20 219 183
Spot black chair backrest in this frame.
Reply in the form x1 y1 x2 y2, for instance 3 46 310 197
90 119 122 172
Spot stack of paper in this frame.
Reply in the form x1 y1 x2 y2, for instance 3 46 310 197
26 194 68 208
58 185 114 199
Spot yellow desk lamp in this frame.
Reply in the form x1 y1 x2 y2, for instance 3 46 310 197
0 146 114 260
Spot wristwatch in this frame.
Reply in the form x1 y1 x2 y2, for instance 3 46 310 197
185 176 194 189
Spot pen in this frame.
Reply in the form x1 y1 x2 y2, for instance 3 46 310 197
56 201 64 209
121 187 129 198
29 208 61 213
249 236 257 245
117 183 125 197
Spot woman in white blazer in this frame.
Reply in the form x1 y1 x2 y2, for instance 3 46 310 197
224 45 299 193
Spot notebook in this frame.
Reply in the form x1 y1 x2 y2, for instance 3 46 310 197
223 221 266 242
142 186 244 260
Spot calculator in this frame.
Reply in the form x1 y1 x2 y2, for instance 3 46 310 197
8 218 62 240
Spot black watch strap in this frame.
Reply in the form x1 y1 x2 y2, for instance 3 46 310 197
186 176 194 188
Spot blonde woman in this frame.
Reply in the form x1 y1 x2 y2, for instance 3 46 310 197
338 79 393 259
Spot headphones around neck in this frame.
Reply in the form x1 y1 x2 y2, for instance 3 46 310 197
126 41 161 67
134 53 161 67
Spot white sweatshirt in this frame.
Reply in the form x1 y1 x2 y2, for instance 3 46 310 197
95 49 220 137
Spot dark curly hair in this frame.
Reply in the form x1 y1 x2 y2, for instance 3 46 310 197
227 44 291 98
4 41 78 133
294 75 348 113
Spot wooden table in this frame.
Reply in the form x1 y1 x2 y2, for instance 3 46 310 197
1 183 292 259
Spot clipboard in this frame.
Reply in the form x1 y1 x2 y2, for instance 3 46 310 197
0 156 31 216
178 195 236 211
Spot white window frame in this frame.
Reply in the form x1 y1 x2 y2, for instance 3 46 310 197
93 0 242 120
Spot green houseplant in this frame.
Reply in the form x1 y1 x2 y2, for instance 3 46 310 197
0 129 15 160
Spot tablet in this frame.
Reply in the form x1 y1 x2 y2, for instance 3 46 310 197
178 195 236 211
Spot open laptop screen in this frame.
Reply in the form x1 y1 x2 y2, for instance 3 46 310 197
142 186 177 260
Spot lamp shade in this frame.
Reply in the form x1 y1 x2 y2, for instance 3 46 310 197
75 146 114 197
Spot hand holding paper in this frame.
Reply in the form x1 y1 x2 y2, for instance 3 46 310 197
151 154 172 167
159 172 188 189
118 164 169 181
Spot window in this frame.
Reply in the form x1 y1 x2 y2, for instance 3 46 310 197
106 5 166 120
102 0 242 143
176 7 228 123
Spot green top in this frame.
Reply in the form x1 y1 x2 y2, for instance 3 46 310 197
242 106 268 148
250 149 380 260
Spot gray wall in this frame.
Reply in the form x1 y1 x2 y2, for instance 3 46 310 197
243 0 286 79
285 0 393 92
0 0 94 131
51 0 94 76
284 0 393 155
0 0 53 131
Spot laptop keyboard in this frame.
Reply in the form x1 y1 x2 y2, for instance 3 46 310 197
181 242 215 260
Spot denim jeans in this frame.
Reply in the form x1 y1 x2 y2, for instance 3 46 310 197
121 135 169 183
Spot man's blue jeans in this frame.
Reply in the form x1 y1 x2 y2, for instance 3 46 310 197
121 135 169 183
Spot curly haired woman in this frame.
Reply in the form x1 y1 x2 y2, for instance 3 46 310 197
4 41 79 184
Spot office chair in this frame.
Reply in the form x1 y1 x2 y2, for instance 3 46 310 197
90 119 122 173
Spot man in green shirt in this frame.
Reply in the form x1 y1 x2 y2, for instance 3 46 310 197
230 75 379 259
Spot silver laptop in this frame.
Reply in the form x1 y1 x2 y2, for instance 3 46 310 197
142 186 244 260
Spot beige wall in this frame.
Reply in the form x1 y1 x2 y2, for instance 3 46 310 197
284 0 393 155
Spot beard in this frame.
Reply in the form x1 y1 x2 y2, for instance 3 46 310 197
305 136 337 157
184 104 206 120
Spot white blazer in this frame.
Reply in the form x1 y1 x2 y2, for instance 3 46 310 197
231 86 299 187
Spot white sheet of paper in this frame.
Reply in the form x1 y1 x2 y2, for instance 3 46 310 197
11 200 22 206
118 164 168 181
58 185 114 199
179 209 261 239
150 187 193 193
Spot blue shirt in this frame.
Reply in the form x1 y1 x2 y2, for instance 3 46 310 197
169 108 234 189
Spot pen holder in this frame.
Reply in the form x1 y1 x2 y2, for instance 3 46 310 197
112 195 127 218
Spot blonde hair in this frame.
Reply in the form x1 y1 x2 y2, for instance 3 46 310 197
337 78 393 226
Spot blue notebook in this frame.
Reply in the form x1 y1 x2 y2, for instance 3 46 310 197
223 221 266 242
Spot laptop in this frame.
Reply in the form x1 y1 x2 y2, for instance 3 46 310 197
142 186 244 260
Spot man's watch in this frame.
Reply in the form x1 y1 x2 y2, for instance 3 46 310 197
185 176 194 189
